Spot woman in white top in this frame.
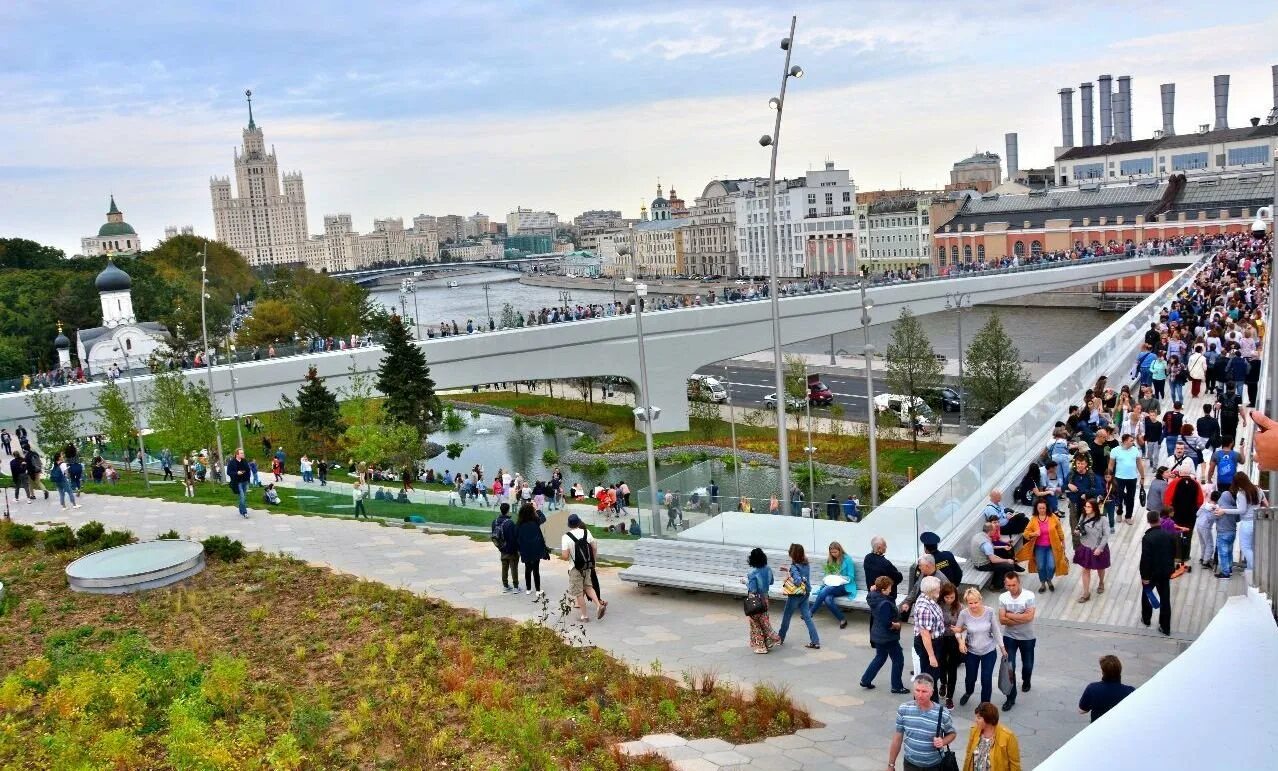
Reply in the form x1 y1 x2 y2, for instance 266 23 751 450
955 587 1006 706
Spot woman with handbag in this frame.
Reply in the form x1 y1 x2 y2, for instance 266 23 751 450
777 543 820 649
961 702 1022 771
743 547 781 654
1073 498 1112 602
1013 500 1068 593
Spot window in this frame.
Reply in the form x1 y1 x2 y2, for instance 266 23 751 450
825 193 833 205
977 245 985 259
125 338 132 351
1171 152 1208 171
950 245 958 261
1073 162 1104 180
963 244 972 259
808 207 816 217
842 192 851 202
807 194 816 204
1031 240 1042 257
1014 241 1025 257
1227 145 1269 165
1119 158 1154 175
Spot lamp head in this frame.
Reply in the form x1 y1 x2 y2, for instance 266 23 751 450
759 134 773 147
789 65 804 79
768 97 781 111
780 37 791 51
864 298 875 311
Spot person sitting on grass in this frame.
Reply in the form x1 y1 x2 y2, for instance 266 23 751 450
263 483 281 506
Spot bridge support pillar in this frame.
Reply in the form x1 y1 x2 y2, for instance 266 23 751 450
629 372 691 433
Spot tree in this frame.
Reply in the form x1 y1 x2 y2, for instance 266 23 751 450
343 421 421 468
94 380 137 461
499 302 519 329
235 299 297 348
964 312 1030 421
147 371 222 456
885 307 942 451
376 314 441 434
783 354 808 430
26 389 80 455
295 366 343 454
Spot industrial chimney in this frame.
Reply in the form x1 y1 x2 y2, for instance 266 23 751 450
1005 133 1019 181
1059 88 1075 148
1160 83 1175 136
1080 82 1095 146
1214 74 1230 130
1271 64 1278 117
1099 74 1113 143
1116 76 1132 142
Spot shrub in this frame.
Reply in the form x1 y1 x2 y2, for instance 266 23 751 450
2 522 38 548
445 442 464 460
41 525 78 551
156 530 182 540
201 535 246 562
98 530 136 549
511 414 525 429
76 521 106 544
542 449 559 465
571 434 599 453
541 419 557 434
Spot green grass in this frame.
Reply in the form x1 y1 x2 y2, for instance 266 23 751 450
84 472 635 539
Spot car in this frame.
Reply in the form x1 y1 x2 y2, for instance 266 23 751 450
763 392 806 411
930 387 961 412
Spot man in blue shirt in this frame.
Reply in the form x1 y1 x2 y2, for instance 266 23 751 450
1133 344 1156 386
1208 438 1241 488
888 674 956 770
1078 655 1135 722
1107 434 1146 525
842 494 861 522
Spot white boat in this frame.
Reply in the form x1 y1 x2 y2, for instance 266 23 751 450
447 280 459 288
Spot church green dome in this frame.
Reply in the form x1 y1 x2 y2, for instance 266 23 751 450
98 221 137 237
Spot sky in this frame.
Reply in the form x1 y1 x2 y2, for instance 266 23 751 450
1 0 1276 256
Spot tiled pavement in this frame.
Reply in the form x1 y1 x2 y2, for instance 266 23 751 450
8 491 1184 769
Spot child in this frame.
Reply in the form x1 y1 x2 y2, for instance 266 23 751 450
1100 472 1118 529
263 483 280 505
1160 506 1192 570
271 456 283 483
353 479 368 519
1195 488 1222 570
184 463 196 498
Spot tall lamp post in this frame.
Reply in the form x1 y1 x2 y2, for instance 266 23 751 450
859 272 879 506
401 277 420 338
621 246 663 536
1256 193 1275 501
224 339 244 452
803 379 816 512
759 15 804 504
944 291 973 432
483 283 493 330
112 346 150 490
199 245 226 470
723 364 742 503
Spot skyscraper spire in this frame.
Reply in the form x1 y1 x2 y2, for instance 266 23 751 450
108 194 119 215
246 88 256 129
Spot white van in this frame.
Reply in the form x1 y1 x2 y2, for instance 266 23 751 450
687 374 728 403
873 393 937 426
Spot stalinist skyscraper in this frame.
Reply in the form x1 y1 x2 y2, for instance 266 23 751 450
210 90 309 267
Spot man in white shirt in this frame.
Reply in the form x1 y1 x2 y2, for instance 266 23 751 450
998 572 1037 712
561 514 607 622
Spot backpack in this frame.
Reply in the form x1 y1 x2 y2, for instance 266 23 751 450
566 530 594 571
49 463 64 483
490 517 508 551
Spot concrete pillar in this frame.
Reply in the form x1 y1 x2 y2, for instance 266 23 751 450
627 368 693 433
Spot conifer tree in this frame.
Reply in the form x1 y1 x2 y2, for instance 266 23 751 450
295 366 343 453
375 314 441 434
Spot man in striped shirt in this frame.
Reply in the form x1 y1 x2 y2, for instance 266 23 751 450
888 674 956 771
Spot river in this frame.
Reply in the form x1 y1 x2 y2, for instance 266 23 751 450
369 268 1122 369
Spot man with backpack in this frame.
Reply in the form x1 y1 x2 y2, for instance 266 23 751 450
24 449 48 500
561 513 607 622
491 502 520 593
1207 438 1242 489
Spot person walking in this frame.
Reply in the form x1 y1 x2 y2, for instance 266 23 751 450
49 451 80 510
997 572 1036 712
225 448 252 519
1139 509 1176 636
864 537 905 598
1014 501 1068 592
300 455 313 483
960 702 1022 771
515 502 548 599
955 588 1006 708
9 452 33 503
910 575 947 702
161 448 174 481
1226 472 1265 575
351 478 368 519
810 541 856 629
491 502 520 593
935 582 963 709
861 576 909 692
561 513 607 622
887 674 957 771
24 449 48 501
744 547 782 654
1106 433 1146 525
0 428 10 456
1064 455 1103 549
317 458 328 486
777 543 820 649
1073 497 1112 602
1077 655 1135 723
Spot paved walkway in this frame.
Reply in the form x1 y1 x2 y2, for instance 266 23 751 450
9 492 1183 770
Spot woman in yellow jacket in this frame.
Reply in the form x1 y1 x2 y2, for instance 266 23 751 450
1014 499 1068 592
962 701 1022 771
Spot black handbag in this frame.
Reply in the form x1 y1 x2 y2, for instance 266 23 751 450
744 592 768 617
935 704 959 771
1138 483 1147 507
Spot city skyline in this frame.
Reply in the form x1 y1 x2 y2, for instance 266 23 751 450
2 0 1276 256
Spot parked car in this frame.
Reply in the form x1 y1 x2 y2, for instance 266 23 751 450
764 392 806 411
929 386 961 413
687 374 728 403
873 393 939 426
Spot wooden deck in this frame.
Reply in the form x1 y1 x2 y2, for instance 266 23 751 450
991 383 1248 640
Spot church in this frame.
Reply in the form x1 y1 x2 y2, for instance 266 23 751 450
81 195 140 257
74 259 170 375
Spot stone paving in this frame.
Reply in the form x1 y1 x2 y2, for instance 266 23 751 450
8 490 1185 769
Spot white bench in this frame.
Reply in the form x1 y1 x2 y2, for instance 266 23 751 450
619 539 880 611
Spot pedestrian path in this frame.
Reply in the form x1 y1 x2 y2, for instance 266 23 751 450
9 492 1181 770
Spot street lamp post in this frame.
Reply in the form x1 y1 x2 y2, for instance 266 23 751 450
859 274 879 506
483 283 493 330
199 245 226 473
629 274 663 536
225 340 244 452
402 277 420 338
944 291 973 432
804 384 816 512
724 363 742 503
114 346 150 490
759 15 804 505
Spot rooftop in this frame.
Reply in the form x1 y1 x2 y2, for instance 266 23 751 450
1056 123 1278 162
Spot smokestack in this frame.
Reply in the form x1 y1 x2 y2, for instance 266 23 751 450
1160 83 1175 136
1080 82 1094 146
1111 89 1125 142
1272 64 1277 111
1214 74 1229 130
1099 74 1113 143
1059 88 1075 148
1005 132 1019 181
1116 76 1132 141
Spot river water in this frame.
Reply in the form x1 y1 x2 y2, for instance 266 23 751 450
369 268 1121 368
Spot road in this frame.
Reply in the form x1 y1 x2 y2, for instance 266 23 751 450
693 361 969 427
